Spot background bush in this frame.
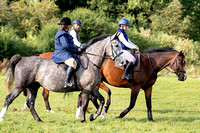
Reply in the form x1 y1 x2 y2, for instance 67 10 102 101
0 26 36 61
63 8 117 43
0 0 199 68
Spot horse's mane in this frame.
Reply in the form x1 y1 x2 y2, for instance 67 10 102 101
142 47 177 53
82 34 112 49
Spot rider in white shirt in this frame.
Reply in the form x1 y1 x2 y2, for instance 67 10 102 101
117 18 140 81
69 19 82 48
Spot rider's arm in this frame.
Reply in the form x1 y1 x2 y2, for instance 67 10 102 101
60 35 79 54
118 33 137 49
69 30 82 48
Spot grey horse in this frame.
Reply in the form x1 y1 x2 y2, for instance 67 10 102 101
0 33 124 122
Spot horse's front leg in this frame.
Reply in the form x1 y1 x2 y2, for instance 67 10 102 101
27 87 42 122
99 82 111 113
42 88 54 113
144 86 154 121
80 92 89 123
116 85 140 118
90 88 105 121
76 92 82 119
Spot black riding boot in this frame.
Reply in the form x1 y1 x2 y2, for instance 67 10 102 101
64 66 74 88
122 62 134 81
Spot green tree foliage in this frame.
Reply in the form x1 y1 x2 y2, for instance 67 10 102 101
0 0 12 25
88 0 127 19
36 20 59 53
7 0 60 37
180 0 200 41
0 26 36 61
125 0 170 28
63 8 116 43
0 0 199 66
55 0 88 11
149 0 191 38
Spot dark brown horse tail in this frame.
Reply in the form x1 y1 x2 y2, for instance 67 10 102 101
5 54 22 93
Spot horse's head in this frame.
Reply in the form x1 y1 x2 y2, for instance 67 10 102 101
106 33 124 66
170 51 187 81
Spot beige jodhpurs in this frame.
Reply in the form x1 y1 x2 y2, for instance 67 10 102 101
64 58 77 69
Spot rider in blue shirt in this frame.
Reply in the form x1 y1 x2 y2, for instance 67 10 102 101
117 18 140 81
51 17 81 88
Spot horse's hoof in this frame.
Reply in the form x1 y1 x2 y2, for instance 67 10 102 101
90 114 95 121
81 119 86 123
47 110 55 113
115 116 122 119
148 118 155 122
100 111 107 119
21 108 27 111
104 107 108 113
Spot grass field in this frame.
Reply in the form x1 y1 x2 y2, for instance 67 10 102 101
0 73 199 133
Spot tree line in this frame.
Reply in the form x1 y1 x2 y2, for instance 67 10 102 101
0 0 199 66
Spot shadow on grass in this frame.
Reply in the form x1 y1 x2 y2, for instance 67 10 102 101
153 109 199 114
112 108 200 123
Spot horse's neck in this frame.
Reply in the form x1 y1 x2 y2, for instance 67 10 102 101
85 38 108 66
148 52 177 72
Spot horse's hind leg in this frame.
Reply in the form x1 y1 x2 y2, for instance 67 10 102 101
27 86 42 122
90 94 107 119
42 88 54 113
90 88 105 121
99 82 111 113
0 88 23 121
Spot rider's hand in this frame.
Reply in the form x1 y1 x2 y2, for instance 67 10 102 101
77 48 82 54
135 47 139 52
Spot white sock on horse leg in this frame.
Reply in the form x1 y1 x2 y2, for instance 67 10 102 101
76 106 81 119
100 111 107 119
0 107 7 122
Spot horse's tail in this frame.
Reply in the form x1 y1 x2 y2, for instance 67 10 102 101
5 54 22 93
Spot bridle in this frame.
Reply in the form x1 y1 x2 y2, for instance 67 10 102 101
170 53 186 76
139 52 186 77
79 37 123 69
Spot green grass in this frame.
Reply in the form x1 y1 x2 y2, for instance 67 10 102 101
0 73 199 133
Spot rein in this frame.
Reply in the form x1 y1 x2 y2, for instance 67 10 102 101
78 37 123 69
138 52 184 77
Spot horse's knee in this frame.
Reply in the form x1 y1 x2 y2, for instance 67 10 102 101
42 91 48 99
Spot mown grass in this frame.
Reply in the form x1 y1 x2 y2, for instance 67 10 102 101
0 73 199 133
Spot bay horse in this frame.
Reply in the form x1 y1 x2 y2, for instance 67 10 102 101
77 47 186 121
0 33 124 122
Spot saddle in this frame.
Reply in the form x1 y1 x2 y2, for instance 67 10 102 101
50 59 80 89
115 52 141 72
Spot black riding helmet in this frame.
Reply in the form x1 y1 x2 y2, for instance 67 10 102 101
57 17 71 25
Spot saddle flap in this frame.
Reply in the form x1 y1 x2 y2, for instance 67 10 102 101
114 53 141 72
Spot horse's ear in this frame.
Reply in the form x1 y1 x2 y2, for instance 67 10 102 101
111 32 121 40
180 50 184 55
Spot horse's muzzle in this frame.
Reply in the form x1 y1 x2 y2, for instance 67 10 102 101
178 73 187 81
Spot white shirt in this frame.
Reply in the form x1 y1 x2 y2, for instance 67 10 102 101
118 32 137 49
69 30 82 47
